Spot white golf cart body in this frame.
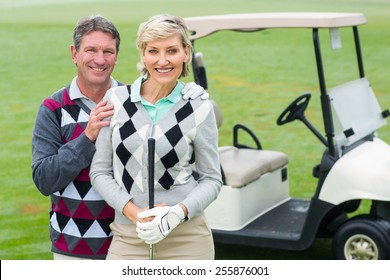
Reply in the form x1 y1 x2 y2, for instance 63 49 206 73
184 13 390 259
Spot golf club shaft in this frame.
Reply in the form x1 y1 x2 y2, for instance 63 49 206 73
148 138 156 260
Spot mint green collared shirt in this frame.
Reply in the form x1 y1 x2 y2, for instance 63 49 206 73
131 76 184 123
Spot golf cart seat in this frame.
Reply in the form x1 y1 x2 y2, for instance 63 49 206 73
211 100 288 187
206 101 289 230
219 147 288 188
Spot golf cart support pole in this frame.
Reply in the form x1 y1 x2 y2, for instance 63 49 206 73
148 138 156 260
312 28 336 157
353 26 365 78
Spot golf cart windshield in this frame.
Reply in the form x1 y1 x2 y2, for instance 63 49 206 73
329 78 386 151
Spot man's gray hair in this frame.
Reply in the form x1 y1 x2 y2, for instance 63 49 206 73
73 15 120 52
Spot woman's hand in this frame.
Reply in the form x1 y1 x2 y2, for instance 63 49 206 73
135 204 187 244
122 201 167 223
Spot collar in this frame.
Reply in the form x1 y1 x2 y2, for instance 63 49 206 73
130 75 183 104
69 76 119 103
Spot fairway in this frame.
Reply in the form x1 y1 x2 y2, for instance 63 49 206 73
0 0 389 260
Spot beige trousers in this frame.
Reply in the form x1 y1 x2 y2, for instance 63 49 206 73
107 213 215 260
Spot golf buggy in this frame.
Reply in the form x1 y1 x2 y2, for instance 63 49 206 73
184 13 390 260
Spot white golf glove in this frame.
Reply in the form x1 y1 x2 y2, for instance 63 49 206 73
182 82 210 100
136 205 186 244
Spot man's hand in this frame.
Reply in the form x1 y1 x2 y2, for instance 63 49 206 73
136 205 186 244
84 100 114 142
182 82 209 100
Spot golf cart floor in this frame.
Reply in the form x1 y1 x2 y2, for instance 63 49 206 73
213 198 311 245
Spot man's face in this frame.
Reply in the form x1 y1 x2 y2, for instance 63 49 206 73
71 30 118 89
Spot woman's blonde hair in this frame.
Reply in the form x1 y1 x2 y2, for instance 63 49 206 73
136 14 192 78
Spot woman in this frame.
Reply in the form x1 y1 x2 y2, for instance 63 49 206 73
90 14 222 260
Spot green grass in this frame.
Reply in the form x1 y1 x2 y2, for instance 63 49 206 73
0 0 389 260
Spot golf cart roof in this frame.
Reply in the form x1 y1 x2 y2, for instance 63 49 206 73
184 12 367 40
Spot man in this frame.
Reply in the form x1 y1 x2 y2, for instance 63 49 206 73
32 15 207 260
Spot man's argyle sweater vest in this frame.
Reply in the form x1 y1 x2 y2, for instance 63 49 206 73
44 86 114 259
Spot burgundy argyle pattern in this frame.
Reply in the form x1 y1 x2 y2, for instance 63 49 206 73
43 88 114 258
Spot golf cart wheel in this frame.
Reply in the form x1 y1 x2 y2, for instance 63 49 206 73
332 216 390 260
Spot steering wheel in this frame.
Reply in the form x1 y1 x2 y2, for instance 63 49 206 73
277 93 311 125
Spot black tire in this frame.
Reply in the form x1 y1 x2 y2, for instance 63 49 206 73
332 216 390 260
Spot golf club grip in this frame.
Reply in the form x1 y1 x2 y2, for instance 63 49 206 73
148 138 155 210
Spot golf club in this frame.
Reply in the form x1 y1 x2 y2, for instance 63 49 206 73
147 138 155 260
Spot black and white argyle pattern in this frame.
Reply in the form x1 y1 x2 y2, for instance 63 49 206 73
110 87 212 195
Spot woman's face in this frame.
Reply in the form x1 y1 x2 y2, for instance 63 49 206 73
142 33 189 86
